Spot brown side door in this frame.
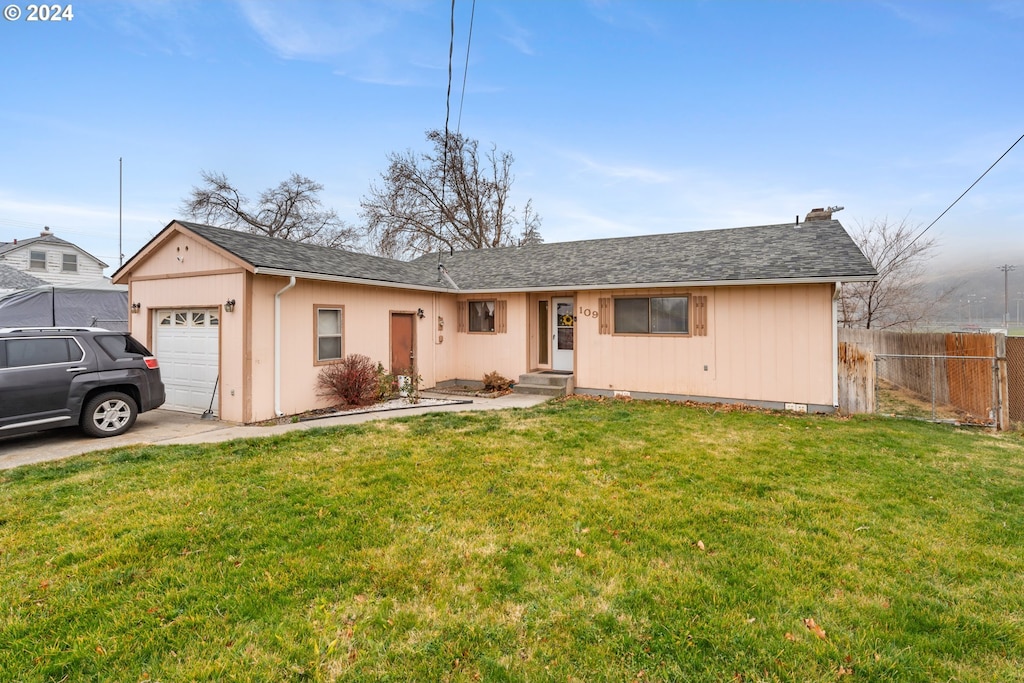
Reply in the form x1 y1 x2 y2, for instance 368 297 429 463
390 312 415 376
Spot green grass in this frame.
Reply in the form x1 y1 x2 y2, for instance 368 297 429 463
2 398 1023 682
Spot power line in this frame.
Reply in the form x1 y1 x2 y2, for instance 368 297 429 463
437 0 456 260
456 0 476 134
443 0 455 148
905 131 1024 253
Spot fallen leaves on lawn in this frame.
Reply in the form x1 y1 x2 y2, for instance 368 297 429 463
804 617 827 640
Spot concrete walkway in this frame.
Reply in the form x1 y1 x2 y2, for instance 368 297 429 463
0 392 551 471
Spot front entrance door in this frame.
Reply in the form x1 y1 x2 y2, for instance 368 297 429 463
390 312 415 376
552 297 574 372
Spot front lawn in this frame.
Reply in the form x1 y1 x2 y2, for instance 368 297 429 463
2 398 1022 681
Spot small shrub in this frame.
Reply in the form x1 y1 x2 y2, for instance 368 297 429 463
317 354 380 408
376 362 398 401
482 371 513 392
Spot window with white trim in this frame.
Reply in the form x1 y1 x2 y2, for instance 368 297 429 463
29 250 46 270
62 253 78 272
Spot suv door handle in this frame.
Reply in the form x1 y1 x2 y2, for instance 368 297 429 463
66 366 88 372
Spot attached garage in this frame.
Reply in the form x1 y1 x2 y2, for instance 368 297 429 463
154 308 220 414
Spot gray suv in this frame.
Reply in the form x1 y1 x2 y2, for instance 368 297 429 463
0 327 165 438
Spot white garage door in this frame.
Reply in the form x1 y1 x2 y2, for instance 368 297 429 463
155 309 219 414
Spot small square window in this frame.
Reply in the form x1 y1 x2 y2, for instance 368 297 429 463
29 251 46 270
62 253 78 272
468 300 495 333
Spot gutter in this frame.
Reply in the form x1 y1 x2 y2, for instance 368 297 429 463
274 276 296 417
253 266 876 295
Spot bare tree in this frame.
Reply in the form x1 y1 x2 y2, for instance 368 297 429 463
839 217 953 330
182 171 357 249
360 129 542 259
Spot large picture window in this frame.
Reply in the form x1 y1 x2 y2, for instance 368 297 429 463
316 307 343 362
614 296 689 334
468 300 495 333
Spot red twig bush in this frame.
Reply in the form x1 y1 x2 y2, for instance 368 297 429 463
316 354 380 408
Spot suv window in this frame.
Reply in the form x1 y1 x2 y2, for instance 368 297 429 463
2 337 84 368
96 334 152 360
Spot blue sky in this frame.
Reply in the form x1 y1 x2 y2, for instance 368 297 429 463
1 0 1021 279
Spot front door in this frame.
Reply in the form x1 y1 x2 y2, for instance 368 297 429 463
390 312 415 377
552 297 574 372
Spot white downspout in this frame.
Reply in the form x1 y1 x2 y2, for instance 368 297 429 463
832 281 842 409
274 276 296 417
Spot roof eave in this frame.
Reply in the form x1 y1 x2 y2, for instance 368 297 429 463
251 269 876 294
252 267 454 293
449 274 878 294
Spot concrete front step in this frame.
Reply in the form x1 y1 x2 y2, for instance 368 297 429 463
514 372 574 397
513 383 568 397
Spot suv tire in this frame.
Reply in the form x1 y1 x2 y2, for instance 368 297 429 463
81 392 138 437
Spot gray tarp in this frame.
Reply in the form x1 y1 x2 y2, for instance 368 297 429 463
0 280 129 331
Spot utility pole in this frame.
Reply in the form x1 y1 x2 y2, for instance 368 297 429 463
998 264 1015 328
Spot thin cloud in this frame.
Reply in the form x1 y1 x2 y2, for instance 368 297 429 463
235 0 438 85
495 10 536 56
584 0 664 36
566 152 673 184
874 1 956 33
990 1 1024 20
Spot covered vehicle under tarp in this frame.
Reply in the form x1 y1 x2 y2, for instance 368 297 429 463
0 280 129 331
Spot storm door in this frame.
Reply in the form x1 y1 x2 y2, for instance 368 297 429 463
552 297 574 372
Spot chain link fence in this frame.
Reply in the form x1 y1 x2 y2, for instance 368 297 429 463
1008 337 1024 426
874 353 998 426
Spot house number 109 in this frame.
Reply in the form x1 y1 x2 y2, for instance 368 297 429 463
577 306 599 319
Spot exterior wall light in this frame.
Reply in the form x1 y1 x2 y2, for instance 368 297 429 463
131 302 141 314
225 299 236 313
417 308 425 319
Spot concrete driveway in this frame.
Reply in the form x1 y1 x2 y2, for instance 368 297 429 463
0 393 550 471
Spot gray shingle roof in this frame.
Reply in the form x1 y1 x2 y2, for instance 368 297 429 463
174 219 876 292
178 222 442 289
425 220 877 290
0 264 48 291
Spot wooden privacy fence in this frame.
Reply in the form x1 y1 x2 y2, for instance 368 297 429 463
838 329 1012 429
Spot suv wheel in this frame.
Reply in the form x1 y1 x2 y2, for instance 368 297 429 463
81 392 138 437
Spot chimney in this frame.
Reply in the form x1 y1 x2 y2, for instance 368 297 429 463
804 206 844 222
40 226 52 237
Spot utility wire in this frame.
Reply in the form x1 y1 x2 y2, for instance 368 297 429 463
456 0 476 133
437 0 456 265
904 131 1024 253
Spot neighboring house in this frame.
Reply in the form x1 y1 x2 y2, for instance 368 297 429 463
113 217 877 421
0 227 107 287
